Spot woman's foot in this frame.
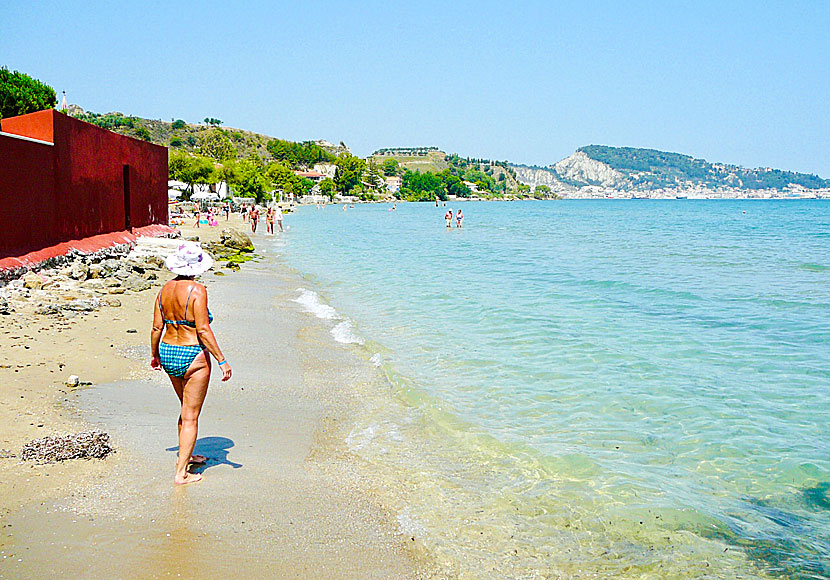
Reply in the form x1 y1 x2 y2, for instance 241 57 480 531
176 453 208 465
174 472 203 485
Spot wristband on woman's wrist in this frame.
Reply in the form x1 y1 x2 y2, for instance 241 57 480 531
218 359 227 366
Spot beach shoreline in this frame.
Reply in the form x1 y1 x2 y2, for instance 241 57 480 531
1 216 439 579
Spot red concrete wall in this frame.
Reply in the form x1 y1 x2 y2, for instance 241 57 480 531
0 110 167 258
0 132 58 257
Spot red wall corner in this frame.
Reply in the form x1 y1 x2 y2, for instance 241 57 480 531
0 109 55 143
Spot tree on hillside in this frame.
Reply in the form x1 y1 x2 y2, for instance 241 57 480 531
400 170 445 202
168 152 214 200
0 67 57 119
204 117 222 127
534 185 551 199
266 162 314 200
319 178 336 201
334 154 366 194
365 159 385 194
442 171 471 198
171 119 186 130
198 128 237 162
382 158 400 176
266 138 335 168
230 158 270 203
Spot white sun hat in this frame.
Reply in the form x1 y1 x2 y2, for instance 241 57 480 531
164 241 214 276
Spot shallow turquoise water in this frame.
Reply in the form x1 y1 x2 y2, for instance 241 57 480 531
270 200 830 578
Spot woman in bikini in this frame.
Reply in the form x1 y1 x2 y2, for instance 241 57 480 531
151 242 232 485
265 207 274 235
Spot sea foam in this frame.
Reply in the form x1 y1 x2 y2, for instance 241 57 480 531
331 320 364 345
292 288 339 320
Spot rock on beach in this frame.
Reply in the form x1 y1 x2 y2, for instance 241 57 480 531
220 229 254 252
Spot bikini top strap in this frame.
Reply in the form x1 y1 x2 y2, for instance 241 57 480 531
183 283 198 320
157 291 165 319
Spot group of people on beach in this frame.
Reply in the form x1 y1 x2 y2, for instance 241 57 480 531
445 208 464 228
193 203 231 229
243 205 284 235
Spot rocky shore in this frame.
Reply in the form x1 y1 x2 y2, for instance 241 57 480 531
1 227 255 318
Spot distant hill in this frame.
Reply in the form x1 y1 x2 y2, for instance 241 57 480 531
513 145 830 198
66 106 348 162
577 145 829 190
369 147 449 173
369 148 521 192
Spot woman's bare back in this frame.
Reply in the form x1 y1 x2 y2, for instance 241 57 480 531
158 279 205 346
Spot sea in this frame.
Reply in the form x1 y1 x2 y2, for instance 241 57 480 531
263 199 830 579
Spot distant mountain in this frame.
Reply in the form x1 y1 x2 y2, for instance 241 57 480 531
513 145 830 198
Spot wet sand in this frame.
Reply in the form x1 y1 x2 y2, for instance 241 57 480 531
0 215 438 579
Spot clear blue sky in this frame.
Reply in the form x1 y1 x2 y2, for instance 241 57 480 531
3 0 829 176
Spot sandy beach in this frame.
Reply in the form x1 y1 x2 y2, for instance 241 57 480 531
0 215 439 579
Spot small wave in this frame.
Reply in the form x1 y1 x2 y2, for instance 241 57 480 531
292 288 340 320
397 508 428 538
345 424 377 451
332 320 365 345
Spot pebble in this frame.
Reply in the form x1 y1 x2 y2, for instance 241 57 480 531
22 273 44 290
35 304 61 316
64 375 80 387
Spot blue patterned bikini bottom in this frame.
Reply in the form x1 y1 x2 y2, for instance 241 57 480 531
159 342 205 378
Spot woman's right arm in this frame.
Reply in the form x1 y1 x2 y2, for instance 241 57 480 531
150 292 164 370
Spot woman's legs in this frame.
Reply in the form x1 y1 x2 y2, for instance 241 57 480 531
171 351 211 484
170 375 206 465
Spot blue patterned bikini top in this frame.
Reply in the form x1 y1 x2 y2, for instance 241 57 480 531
159 283 213 328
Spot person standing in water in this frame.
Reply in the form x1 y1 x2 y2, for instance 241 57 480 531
445 209 453 228
250 206 259 234
456 208 463 228
276 207 284 232
265 207 275 235
151 242 232 485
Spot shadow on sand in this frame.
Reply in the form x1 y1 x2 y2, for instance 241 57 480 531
166 436 243 474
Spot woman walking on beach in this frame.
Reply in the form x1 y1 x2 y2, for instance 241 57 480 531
151 242 232 485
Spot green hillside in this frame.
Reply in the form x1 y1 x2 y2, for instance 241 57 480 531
67 106 347 163
580 145 829 190
369 147 449 173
